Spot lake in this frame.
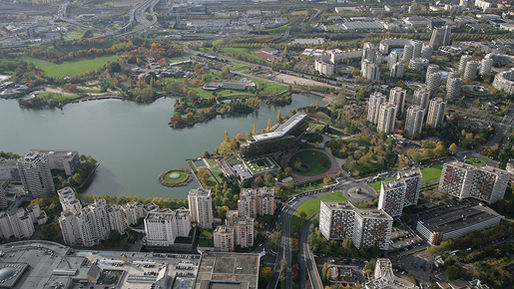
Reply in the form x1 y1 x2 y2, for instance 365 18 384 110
0 94 323 198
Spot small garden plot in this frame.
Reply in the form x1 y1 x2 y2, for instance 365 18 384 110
244 156 279 175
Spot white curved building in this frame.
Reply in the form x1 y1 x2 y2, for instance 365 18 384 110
493 69 514 95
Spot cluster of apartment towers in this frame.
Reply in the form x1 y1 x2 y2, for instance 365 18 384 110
58 186 276 251
0 151 80 242
320 160 509 250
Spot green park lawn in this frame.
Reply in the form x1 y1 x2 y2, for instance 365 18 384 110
465 157 486 166
21 55 119 79
229 61 251 71
290 150 331 177
291 192 347 233
420 164 443 182
36 91 79 102
218 47 265 64
247 76 288 95
64 30 85 40
75 87 102 94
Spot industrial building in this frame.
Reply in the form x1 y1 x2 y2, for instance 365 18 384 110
416 204 503 245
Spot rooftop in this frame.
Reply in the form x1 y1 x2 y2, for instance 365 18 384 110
30 150 78 159
397 168 422 179
417 205 503 234
446 161 509 175
0 240 200 289
249 113 307 143
194 252 260 289
189 188 212 197
321 200 392 220
145 209 175 221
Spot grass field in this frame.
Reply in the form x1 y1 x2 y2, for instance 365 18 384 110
163 170 188 184
229 61 251 71
465 157 486 166
64 30 85 40
247 76 288 95
76 87 102 94
218 47 265 64
291 192 347 233
22 55 119 79
420 164 443 182
290 150 331 177
36 91 79 102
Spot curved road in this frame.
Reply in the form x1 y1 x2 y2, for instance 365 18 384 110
268 179 365 289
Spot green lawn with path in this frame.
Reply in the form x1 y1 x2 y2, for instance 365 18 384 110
465 157 486 166
21 55 119 79
368 164 444 192
290 150 331 177
291 192 347 234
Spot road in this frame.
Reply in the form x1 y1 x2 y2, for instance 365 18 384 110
299 217 323 289
268 180 366 289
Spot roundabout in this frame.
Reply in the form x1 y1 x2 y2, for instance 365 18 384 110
158 168 192 187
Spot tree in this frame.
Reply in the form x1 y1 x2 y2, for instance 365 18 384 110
284 167 293 176
277 110 282 123
266 119 271 132
445 265 462 280
299 211 307 221
224 130 230 142
322 263 330 282
449 143 457 155
260 266 273 285
323 176 333 186
255 176 264 187
252 123 257 135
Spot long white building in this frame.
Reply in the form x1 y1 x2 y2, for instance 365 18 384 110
57 188 140 247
